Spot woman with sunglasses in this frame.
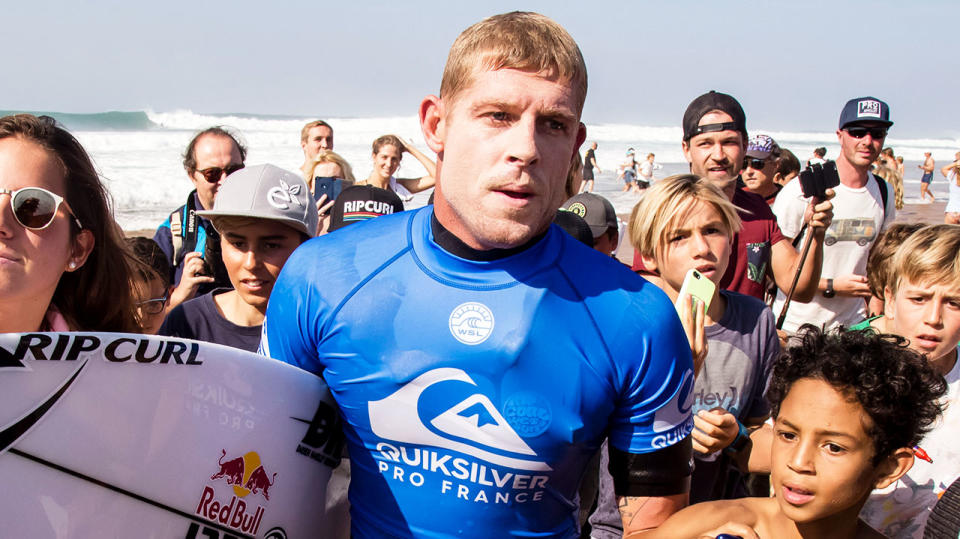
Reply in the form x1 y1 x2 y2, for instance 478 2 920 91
0 114 141 333
358 134 435 202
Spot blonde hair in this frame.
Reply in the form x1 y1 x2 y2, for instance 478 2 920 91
889 224 960 296
629 174 742 261
866 223 925 300
304 150 355 190
440 12 587 113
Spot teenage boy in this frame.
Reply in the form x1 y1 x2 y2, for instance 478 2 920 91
636 326 946 539
261 12 694 538
773 97 896 332
589 175 779 538
160 164 316 352
860 224 960 538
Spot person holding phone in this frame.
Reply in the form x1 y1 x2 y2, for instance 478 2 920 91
305 149 355 234
358 134 436 201
588 174 779 537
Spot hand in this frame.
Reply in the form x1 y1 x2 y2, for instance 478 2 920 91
804 188 834 236
832 274 871 298
678 293 707 377
692 408 739 455
169 251 215 308
393 135 413 153
315 193 335 235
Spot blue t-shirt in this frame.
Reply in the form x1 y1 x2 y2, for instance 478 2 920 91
261 207 694 538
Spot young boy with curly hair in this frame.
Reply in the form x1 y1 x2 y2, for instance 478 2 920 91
635 326 946 539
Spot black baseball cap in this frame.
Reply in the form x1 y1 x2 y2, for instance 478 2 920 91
329 185 404 232
682 91 747 141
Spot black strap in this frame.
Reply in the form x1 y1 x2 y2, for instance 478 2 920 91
171 190 200 267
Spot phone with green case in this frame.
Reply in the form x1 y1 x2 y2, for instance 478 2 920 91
675 268 716 316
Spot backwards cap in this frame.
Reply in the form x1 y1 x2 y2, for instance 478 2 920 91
682 90 747 141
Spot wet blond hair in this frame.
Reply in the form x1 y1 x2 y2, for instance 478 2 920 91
629 174 742 262
440 12 587 113
889 224 960 296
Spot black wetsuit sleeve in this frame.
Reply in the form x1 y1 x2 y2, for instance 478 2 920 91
608 437 692 497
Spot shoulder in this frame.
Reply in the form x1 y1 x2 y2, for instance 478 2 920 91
736 188 778 220
274 209 417 304
655 498 763 537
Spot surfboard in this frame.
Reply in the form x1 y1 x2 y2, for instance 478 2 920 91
0 332 342 539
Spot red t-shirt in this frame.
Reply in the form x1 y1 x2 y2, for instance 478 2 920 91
631 187 786 300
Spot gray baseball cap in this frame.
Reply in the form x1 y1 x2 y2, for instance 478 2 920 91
196 164 318 237
561 192 617 239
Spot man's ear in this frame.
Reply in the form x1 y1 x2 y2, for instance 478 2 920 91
573 122 587 158
874 447 915 490
681 140 692 165
419 95 445 155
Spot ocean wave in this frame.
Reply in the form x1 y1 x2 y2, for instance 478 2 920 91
0 110 157 131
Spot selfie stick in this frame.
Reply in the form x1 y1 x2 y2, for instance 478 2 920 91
776 230 814 330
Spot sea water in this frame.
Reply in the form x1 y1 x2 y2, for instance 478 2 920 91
3 109 956 231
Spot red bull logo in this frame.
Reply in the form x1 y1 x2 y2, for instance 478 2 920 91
210 449 276 500
197 449 277 534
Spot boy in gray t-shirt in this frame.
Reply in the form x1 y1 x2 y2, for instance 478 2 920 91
587 175 778 537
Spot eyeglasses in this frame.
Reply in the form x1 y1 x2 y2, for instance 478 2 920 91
743 157 769 170
0 187 83 230
845 126 887 140
195 163 245 183
137 295 169 315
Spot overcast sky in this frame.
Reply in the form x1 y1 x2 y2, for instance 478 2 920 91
4 0 958 137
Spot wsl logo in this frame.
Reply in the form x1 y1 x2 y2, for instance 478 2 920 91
448 302 494 345
369 368 551 471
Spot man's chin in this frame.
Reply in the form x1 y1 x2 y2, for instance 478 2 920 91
470 216 548 250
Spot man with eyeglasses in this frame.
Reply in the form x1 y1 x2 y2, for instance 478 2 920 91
153 126 247 310
629 91 832 303
771 97 896 332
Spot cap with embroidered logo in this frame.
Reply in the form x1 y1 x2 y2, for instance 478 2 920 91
561 192 617 239
196 163 318 237
838 96 893 129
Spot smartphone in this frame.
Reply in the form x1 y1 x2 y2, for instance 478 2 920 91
314 176 343 201
675 268 716 316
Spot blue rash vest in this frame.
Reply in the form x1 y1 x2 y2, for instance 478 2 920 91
261 207 694 538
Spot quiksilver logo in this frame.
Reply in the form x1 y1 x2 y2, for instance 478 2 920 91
368 368 551 471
